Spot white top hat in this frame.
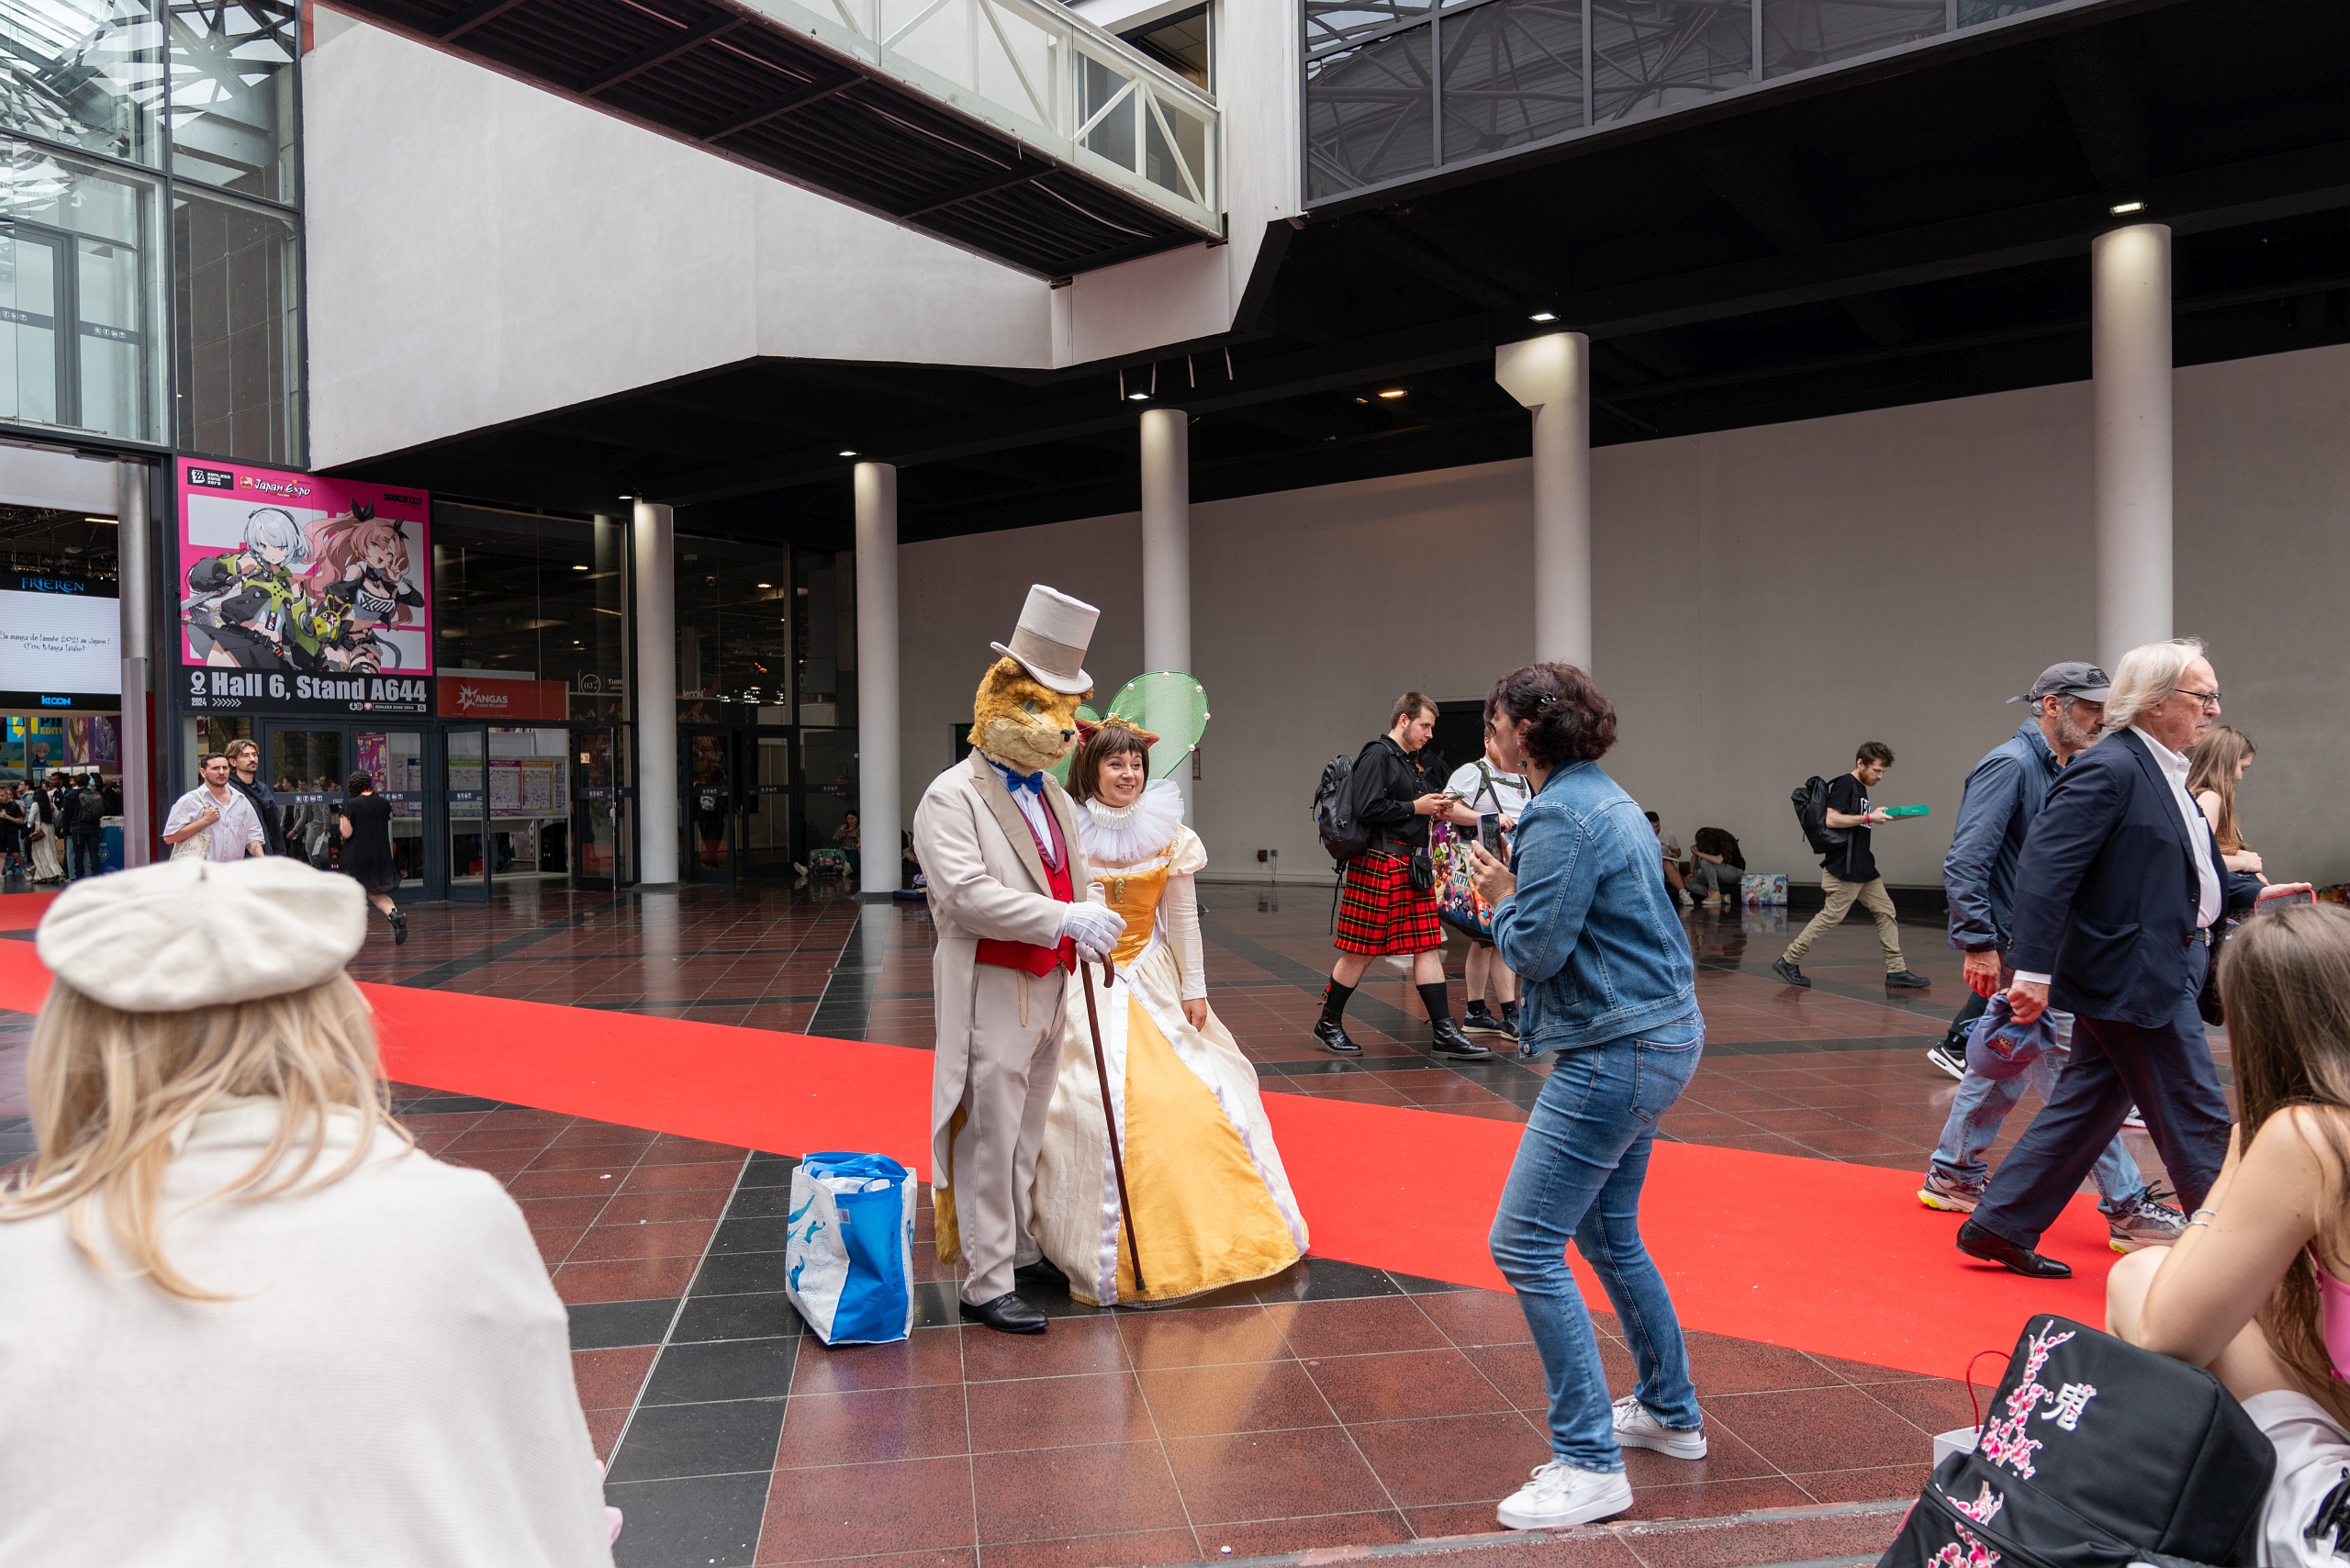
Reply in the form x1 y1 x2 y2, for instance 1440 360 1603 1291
990 584 1100 695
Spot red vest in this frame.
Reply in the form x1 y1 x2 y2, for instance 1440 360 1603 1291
975 794 1078 976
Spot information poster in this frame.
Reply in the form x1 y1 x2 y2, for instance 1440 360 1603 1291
174 460 433 717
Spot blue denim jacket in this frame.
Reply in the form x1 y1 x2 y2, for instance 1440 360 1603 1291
1942 720 2060 955
1491 759 1697 1054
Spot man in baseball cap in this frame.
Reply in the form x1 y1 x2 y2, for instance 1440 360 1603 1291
1916 660 2184 1254
2008 661 2112 707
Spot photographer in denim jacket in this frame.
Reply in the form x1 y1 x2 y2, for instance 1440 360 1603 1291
1465 663 1706 1530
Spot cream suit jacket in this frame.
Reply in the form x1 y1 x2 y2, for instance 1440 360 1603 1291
912 748 1091 1183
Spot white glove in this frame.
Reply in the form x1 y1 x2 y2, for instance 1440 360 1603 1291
1058 902 1126 963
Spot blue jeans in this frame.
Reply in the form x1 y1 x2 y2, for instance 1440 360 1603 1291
1489 1014 1705 1471
1928 1014 2145 1216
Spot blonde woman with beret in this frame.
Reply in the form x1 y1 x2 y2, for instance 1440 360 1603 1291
0 857 618 1566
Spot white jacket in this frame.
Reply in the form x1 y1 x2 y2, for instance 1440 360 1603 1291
0 1097 613 1567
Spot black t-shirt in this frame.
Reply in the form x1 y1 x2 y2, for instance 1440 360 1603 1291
1824 772 1876 882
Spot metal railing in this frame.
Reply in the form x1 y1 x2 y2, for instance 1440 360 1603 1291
744 0 1220 233
1304 0 2098 203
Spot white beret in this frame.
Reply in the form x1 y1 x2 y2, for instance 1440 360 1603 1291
38 857 369 1013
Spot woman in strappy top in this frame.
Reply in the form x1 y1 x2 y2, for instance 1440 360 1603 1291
2108 902 2350 1567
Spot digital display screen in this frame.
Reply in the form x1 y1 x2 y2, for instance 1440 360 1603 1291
0 587 119 701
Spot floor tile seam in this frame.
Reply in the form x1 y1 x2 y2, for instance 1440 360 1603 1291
604 1148 757 1482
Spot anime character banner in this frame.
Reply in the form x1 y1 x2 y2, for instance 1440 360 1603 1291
174 461 434 717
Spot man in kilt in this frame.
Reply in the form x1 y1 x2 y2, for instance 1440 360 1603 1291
1315 693 1493 1060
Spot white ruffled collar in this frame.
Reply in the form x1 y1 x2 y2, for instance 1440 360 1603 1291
1078 778 1185 867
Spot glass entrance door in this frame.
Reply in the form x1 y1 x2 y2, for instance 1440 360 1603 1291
741 729 795 879
571 725 621 890
800 726 858 884
353 730 426 895
446 724 488 900
683 727 735 882
267 728 346 872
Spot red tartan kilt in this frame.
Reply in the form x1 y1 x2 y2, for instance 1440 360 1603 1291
1335 851 1443 956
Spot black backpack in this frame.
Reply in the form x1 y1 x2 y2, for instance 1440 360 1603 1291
1876 1315 2274 1568
1791 775 1849 856
77 787 105 822
1313 753 1369 864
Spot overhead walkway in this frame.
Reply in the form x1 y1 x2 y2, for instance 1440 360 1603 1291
336 0 1221 276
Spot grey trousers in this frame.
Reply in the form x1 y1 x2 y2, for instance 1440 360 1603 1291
1687 859 1741 900
951 962 1069 1304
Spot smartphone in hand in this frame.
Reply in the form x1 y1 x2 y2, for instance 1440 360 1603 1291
1478 813 1505 857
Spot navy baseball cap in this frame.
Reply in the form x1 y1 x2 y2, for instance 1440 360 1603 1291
2008 661 2111 704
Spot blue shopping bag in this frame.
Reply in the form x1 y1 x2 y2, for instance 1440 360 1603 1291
785 1152 917 1346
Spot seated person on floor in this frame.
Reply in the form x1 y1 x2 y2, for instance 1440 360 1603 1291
0 857 621 1563
1684 827 1744 906
2108 902 2350 1568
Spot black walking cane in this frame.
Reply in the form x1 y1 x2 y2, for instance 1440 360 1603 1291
1080 957 1146 1294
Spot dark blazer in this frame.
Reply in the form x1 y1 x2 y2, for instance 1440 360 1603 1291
2008 727 2230 1028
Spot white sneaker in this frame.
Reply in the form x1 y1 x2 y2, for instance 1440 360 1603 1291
1495 1461 1634 1529
1613 1394 1708 1459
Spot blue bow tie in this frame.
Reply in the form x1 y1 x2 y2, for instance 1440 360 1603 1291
993 762 1046 796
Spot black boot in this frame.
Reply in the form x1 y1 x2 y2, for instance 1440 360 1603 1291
388 907 408 946
1430 1018 1491 1059
1314 1017 1360 1055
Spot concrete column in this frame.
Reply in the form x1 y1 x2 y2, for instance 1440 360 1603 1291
116 460 153 866
855 463 901 898
632 500 679 887
1138 407 1192 814
1494 332 1593 669
2091 223 2174 669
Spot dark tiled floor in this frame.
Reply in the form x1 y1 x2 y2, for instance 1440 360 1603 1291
2 879 2197 1568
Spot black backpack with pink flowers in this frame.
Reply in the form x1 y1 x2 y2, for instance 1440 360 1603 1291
1876 1316 2274 1568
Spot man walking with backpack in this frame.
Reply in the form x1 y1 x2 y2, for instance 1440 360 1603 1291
1313 693 1490 1060
1774 743 1928 991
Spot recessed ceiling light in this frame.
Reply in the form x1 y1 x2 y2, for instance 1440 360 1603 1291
1377 388 1407 399
2110 200 2143 215
838 449 857 457
571 564 588 571
1529 311 1557 322
1127 391 1150 401
756 582 773 588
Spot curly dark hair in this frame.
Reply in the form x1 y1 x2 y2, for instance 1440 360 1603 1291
1486 663 1617 768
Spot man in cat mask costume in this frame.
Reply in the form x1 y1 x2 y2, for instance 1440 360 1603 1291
914 585 1125 1334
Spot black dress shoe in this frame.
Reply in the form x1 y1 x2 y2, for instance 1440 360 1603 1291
1430 1019 1492 1059
388 909 409 946
1956 1218 2073 1279
1771 958 1811 989
959 1292 1049 1333
1013 1258 1067 1284
1313 1018 1360 1055
1885 969 1930 990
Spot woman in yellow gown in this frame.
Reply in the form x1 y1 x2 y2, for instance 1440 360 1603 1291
1031 721 1309 1305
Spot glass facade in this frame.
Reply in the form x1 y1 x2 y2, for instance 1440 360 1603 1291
431 505 632 719
0 0 303 461
1304 0 2075 199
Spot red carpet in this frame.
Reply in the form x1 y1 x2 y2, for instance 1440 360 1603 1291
0 939 2110 1381
0 890 60 931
